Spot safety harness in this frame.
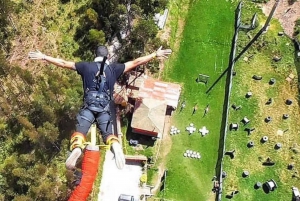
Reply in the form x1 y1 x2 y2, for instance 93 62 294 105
85 57 111 113
95 56 107 94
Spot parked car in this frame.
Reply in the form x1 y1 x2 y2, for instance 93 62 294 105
118 194 135 201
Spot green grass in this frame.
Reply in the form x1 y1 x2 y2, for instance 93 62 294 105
222 3 300 201
153 0 300 200
160 0 236 200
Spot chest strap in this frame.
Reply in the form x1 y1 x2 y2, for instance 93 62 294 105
95 56 107 93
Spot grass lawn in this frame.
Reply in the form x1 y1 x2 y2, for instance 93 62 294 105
119 1 299 201
222 5 300 201
159 0 236 200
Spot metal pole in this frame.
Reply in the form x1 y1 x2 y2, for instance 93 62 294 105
206 0 280 94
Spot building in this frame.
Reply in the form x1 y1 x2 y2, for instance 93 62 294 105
131 77 181 138
131 98 166 138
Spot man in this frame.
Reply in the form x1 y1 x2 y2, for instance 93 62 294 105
28 45 172 170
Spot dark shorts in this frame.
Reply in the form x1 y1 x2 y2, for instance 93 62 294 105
75 107 112 143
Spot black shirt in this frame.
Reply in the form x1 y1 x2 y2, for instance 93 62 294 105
75 62 125 96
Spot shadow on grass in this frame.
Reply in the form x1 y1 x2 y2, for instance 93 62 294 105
293 39 300 107
213 53 233 201
212 9 243 198
262 183 270 194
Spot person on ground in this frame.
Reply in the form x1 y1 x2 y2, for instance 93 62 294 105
28 45 172 170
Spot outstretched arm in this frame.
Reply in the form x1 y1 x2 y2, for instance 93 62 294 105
124 46 172 73
28 50 76 70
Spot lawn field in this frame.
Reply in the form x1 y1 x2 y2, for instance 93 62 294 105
222 8 300 201
158 0 300 201
160 0 235 200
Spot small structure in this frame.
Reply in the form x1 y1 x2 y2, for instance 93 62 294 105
255 182 262 189
252 75 262 80
242 170 249 178
199 126 209 136
286 73 295 82
225 149 236 159
266 98 273 105
186 123 197 135
288 164 294 170
222 171 227 178
232 104 242 111
226 190 239 199
269 78 276 85
245 92 253 98
261 136 268 143
241 117 250 125
262 157 275 166
277 129 284 136
212 180 220 193
275 143 282 150
247 141 254 148
265 179 277 191
196 74 210 85
283 114 289 119
170 126 180 135
183 150 201 159
192 104 198 115
129 139 139 146
265 116 272 123
292 186 300 200
154 9 169 29
273 56 282 62
278 31 284 36
230 123 239 131
245 127 255 135
203 104 210 117
180 101 186 112
286 99 293 105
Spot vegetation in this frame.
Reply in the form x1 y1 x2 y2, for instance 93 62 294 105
147 0 299 201
295 18 300 41
158 0 234 200
1 0 299 200
0 0 169 200
222 3 300 200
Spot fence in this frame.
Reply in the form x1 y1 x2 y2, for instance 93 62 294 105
214 1 280 200
215 2 242 201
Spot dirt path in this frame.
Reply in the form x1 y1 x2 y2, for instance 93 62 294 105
262 0 300 38
150 116 172 194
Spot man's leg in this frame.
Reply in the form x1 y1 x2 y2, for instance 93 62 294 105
96 112 125 169
66 109 95 170
106 135 125 169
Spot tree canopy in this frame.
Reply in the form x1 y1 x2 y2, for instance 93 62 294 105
0 0 169 200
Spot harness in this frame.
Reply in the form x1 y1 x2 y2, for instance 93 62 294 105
85 57 111 113
95 56 107 94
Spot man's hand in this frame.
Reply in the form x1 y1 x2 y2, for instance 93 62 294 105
111 141 125 169
155 46 172 58
28 50 45 60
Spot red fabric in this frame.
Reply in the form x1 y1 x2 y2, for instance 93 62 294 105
69 148 100 201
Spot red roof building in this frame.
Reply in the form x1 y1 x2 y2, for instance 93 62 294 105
138 78 181 109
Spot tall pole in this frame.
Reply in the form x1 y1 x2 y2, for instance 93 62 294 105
233 0 280 63
206 0 280 94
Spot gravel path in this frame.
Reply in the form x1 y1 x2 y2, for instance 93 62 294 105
262 0 300 38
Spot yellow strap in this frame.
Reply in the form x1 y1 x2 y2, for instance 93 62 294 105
70 135 86 150
83 142 110 150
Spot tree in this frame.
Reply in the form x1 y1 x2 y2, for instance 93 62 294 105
87 29 106 45
129 19 158 51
